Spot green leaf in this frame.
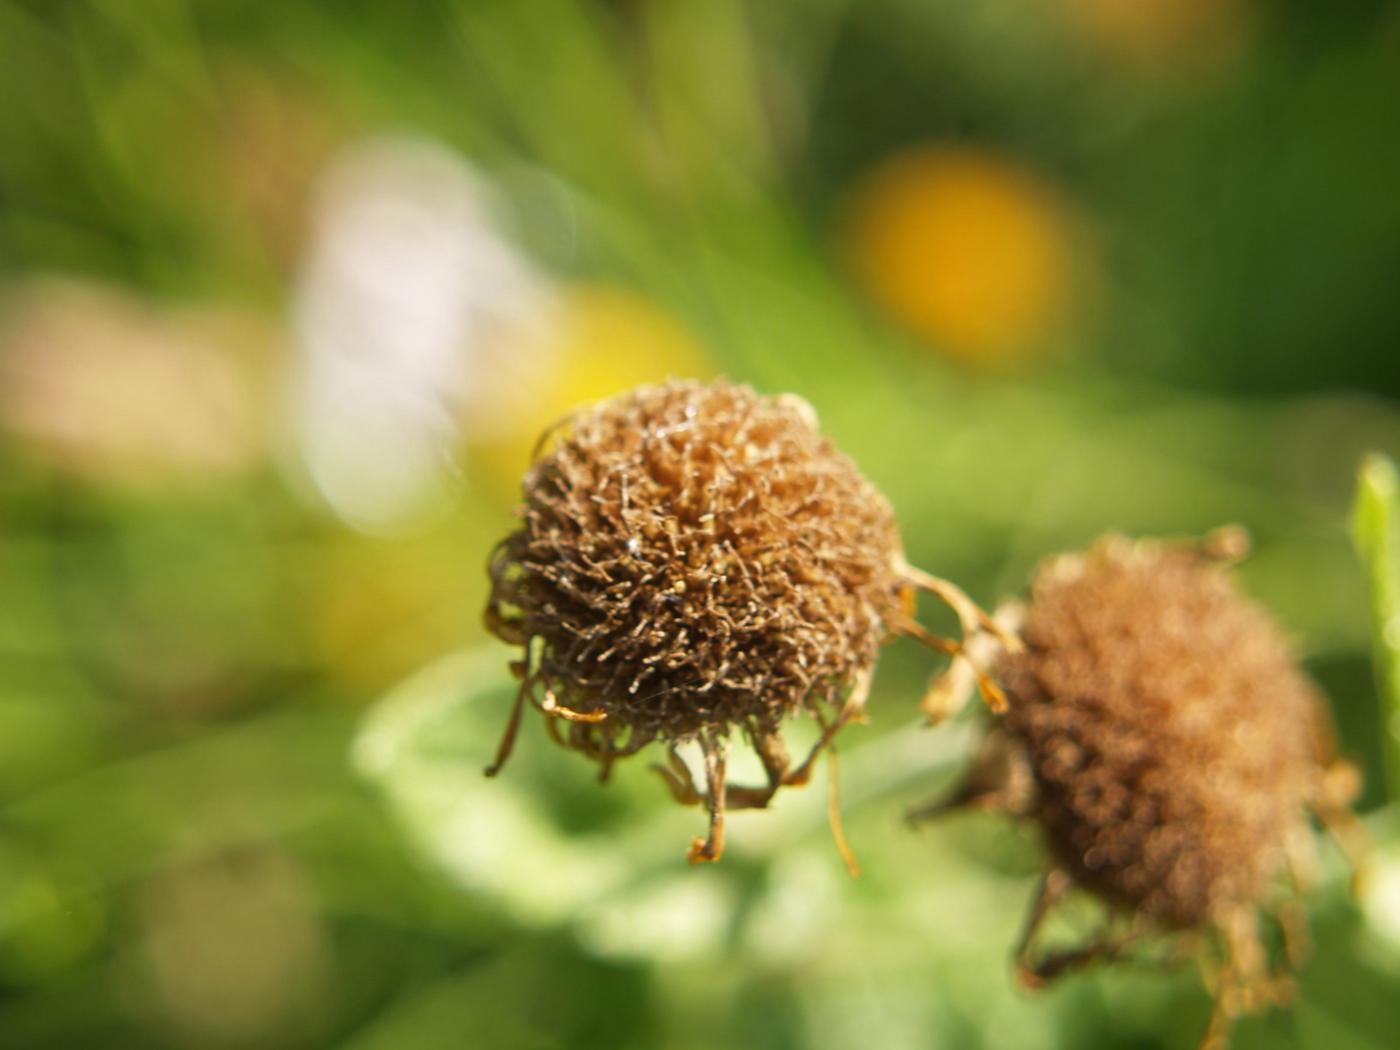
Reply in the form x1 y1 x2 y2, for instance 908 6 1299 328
1351 453 1400 801
352 647 630 927
353 647 980 950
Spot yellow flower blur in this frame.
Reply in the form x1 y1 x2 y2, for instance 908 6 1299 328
1057 0 1248 67
306 531 488 691
464 283 711 492
847 146 1077 369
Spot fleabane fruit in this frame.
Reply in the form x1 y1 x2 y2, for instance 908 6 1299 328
917 530 1365 1049
486 378 1007 865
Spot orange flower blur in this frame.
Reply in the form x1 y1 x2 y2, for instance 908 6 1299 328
1058 0 1248 67
847 146 1077 369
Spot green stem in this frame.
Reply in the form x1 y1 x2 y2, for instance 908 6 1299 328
1351 453 1400 802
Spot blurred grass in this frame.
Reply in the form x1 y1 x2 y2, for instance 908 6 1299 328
1353 454 1400 800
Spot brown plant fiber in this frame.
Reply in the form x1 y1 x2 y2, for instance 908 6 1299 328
488 378 905 761
1000 535 1322 929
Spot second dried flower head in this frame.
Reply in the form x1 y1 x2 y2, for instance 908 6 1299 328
919 530 1365 1048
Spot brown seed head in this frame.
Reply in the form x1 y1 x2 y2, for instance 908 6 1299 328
487 378 906 761
999 533 1328 929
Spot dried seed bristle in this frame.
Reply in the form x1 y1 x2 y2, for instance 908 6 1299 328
1000 534 1321 928
490 378 903 745
485 378 1002 864
919 531 1366 1047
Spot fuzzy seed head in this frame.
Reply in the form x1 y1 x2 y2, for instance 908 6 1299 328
488 379 906 754
1000 535 1326 928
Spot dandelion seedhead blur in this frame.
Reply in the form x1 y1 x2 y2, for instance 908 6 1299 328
486 379 1007 864
919 530 1366 1048
292 136 545 532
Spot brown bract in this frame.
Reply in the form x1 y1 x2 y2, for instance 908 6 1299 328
915 530 1365 1049
485 379 1005 865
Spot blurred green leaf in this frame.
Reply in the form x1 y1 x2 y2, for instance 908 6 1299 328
1352 453 1400 802
353 646 981 950
353 647 638 927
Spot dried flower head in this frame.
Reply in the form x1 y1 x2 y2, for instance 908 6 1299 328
486 378 1008 864
916 529 1365 1048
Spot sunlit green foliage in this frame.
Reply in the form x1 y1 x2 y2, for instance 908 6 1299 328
0 2 1398 1048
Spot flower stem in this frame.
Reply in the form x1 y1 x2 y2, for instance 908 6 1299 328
1352 453 1400 803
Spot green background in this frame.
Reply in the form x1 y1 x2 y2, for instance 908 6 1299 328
1 2 1398 1048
